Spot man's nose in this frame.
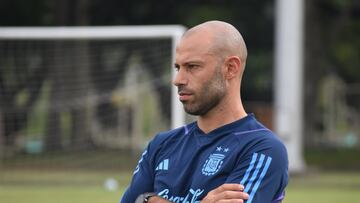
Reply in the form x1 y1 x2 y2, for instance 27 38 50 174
172 68 188 86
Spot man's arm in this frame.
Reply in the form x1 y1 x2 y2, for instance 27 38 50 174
147 196 171 203
120 148 154 203
147 184 249 203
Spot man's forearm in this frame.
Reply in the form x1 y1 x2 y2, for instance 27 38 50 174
148 196 171 203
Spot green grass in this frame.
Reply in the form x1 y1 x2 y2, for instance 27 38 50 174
0 185 118 203
1 169 360 203
286 172 360 203
0 169 130 203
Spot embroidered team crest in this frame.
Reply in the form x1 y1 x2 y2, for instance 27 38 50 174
202 153 225 176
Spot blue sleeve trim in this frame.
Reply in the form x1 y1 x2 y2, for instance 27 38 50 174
247 156 272 203
244 154 266 193
240 153 273 203
240 153 258 185
234 128 270 136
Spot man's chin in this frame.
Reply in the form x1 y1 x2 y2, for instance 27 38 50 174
185 111 200 116
183 105 202 116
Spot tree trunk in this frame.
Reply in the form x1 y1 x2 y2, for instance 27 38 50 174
69 41 93 149
45 42 64 151
69 0 94 149
44 0 69 151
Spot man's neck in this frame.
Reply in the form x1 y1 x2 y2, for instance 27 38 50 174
197 99 247 134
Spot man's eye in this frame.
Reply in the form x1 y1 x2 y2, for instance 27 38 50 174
188 64 199 69
174 65 180 71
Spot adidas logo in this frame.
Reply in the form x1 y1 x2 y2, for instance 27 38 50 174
156 159 169 171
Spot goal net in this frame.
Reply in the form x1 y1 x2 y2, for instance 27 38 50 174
0 26 186 157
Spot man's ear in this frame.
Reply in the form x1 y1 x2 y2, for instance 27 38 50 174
224 56 242 79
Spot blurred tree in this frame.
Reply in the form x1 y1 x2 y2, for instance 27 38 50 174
304 0 360 143
0 0 50 26
0 0 51 151
45 0 95 151
0 44 48 147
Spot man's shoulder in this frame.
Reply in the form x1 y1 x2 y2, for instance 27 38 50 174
231 118 287 159
232 115 282 142
150 122 196 148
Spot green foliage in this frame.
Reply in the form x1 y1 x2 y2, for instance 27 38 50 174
23 81 50 139
333 22 360 83
0 0 50 26
305 148 360 170
242 51 273 101
183 5 233 27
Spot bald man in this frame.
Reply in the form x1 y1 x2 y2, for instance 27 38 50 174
120 21 288 203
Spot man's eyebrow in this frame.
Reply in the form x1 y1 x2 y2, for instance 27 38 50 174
174 60 204 68
182 60 203 65
186 61 202 64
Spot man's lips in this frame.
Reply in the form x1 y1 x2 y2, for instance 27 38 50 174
178 91 193 101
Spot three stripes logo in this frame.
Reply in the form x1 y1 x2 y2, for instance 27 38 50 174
156 159 169 171
240 153 272 203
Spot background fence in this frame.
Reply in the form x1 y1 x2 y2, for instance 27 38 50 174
0 37 175 161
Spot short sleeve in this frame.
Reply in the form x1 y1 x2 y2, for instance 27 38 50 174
226 136 288 203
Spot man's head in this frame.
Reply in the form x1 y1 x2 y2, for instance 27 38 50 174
173 20 247 116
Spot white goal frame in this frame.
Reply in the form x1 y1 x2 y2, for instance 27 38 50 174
275 0 306 173
0 25 187 130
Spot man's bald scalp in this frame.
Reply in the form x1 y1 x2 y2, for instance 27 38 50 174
183 21 248 66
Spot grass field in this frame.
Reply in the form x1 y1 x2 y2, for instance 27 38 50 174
1 168 360 203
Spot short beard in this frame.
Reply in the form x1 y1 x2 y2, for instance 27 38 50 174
183 67 226 116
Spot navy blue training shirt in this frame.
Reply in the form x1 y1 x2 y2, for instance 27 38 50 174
120 114 288 203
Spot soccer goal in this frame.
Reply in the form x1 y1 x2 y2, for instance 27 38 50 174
0 25 186 152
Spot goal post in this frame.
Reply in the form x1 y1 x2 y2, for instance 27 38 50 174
274 0 306 173
0 25 186 151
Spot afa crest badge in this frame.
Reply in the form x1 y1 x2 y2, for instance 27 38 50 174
202 153 225 176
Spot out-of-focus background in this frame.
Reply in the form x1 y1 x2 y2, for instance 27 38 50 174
0 0 359 202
